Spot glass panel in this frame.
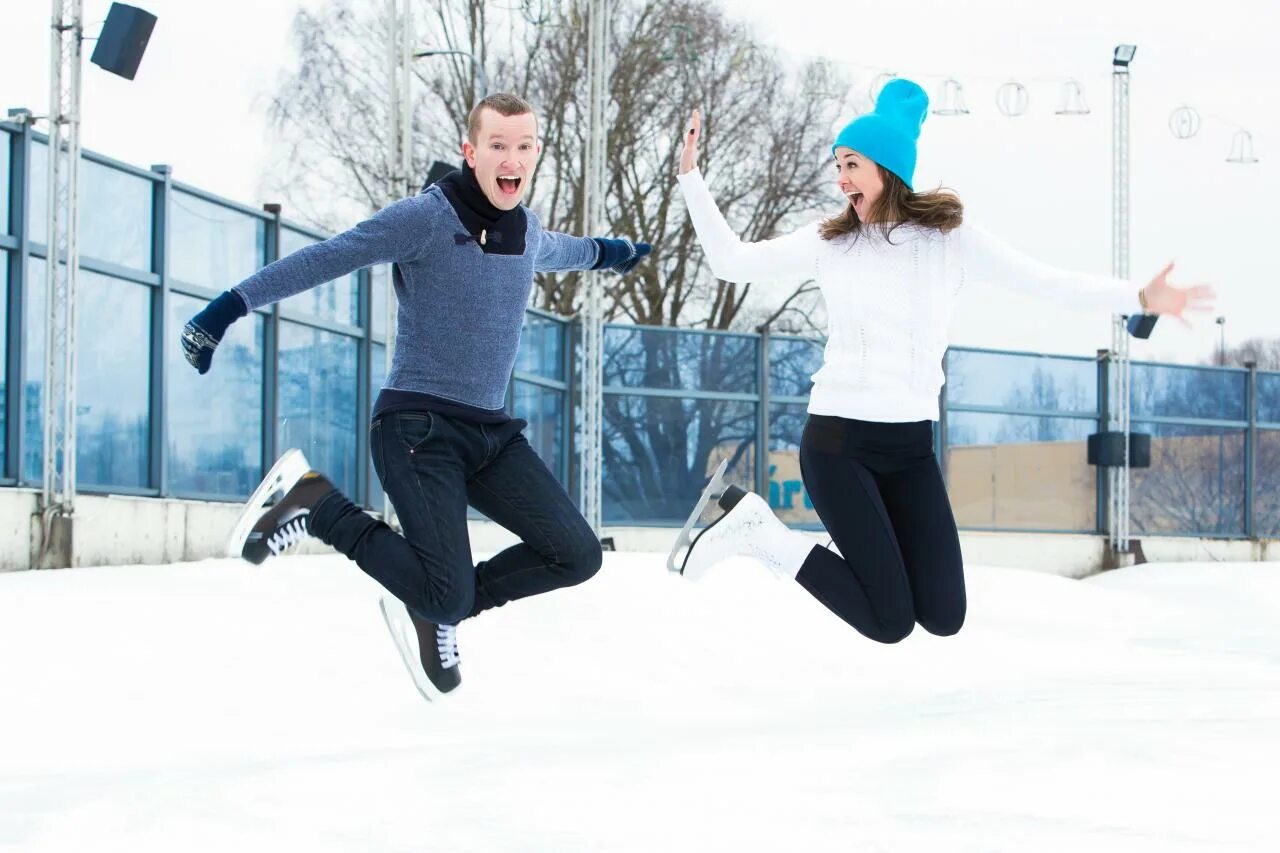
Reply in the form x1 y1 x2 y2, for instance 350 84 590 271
768 402 821 527
1131 364 1246 421
167 293 264 497
1130 422 1245 536
370 264 389 339
1 132 10 234
278 321 359 497
945 412 1098 532
28 141 46 244
1255 429 1280 537
169 191 265 289
79 158 151 269
945 349 1097 413
22 257 46 483
369 342 386 511
768 337 823 399
516 313 564 381
75 270 150 488
514 381 565 485
278 228 359 326
602 393 756 523
1258 373 1280 425
28 147 152 270
603 327 757 394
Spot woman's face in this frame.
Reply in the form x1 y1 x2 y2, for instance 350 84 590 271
832 147 884 220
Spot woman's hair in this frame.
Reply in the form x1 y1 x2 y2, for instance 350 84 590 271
819 164 964 243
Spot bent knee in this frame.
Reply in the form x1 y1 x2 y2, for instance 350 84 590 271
919 609 966 637
869 618 915 645
561 531 603 584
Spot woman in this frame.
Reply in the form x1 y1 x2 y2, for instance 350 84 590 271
674 79 1214 643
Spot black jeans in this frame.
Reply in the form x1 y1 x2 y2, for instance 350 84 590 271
308 410 602 625
796 415 966 644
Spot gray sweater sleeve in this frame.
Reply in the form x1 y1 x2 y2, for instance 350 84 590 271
232 195 434 310
534 229 601 273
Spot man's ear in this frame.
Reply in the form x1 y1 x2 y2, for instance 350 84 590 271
462 140 477 168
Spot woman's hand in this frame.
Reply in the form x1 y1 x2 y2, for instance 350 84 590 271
1141 262 1216 326
679 108 701 175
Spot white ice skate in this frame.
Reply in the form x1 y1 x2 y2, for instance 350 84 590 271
226 448 312 559
667 460 815 581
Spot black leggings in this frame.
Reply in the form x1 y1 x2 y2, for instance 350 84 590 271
796 414 965 644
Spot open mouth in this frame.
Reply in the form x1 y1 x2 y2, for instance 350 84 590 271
847 191 864 211
497 174 522 195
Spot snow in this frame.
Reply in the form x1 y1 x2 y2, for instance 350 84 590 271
2 552 1277 852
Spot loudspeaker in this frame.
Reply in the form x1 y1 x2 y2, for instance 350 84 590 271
1087 431 1151 468
90 4 157 80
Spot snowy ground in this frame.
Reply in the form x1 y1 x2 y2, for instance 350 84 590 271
1 550 1277 853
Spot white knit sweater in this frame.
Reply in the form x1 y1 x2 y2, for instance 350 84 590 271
678 169 1140 423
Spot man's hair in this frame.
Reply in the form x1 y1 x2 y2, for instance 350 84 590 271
467 93 537 143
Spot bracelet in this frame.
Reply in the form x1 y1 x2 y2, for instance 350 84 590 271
1138 287 1149 311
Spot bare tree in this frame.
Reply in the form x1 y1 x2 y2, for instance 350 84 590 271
260 0 847 332
1215 337 1280 370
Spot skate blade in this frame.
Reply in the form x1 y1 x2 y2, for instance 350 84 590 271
379 596 440 703
666 457 730 576
225 448 311 559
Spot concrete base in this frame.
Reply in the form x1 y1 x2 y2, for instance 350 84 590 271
2 488 1277 578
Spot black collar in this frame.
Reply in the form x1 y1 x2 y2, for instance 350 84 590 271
436 164 527 256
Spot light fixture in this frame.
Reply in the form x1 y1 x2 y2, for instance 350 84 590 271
1113 44 1137 68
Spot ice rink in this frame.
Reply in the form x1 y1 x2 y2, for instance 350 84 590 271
2 551 1276 852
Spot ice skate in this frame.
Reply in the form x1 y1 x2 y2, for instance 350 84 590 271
669 467 815 581
379 596 462 701
227 449 335 564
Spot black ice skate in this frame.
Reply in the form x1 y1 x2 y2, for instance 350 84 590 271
227 449 335 564
379 596 462 701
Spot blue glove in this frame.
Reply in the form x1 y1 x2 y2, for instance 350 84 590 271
591 238 652 275
181 290 248 374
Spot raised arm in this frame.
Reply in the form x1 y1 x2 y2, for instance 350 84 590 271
676 169 818 284
676 108 817 284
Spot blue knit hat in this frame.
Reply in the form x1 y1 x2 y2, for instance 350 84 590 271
831 78 929 190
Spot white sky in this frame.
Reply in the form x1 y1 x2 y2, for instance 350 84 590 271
1 0 1276 365
2 550 1277 851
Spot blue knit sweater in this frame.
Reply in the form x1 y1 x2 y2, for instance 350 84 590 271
232 187 599 420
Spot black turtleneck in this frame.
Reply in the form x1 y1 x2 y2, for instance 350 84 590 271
435 164 528 256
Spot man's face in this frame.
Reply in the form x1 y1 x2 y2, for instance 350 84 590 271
462 108 541 210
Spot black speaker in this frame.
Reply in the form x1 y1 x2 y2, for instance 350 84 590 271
1088 431 1151 468
1127 313 1158 339
90 4 157 80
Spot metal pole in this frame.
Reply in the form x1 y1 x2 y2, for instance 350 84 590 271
39 0 84 567
1108 47 1133 555
579 0 609 533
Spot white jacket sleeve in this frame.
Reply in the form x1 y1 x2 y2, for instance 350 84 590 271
957 222 1142 314
677 169 819 284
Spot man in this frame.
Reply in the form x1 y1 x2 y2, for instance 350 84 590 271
181 93 650 701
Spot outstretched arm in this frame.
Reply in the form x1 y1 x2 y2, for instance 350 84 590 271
959 223 1215 322
676 108 817 284
182 195 434 374
533 230 652 276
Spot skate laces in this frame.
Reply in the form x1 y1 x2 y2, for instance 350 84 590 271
267 514 309 555
437 624 460 669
